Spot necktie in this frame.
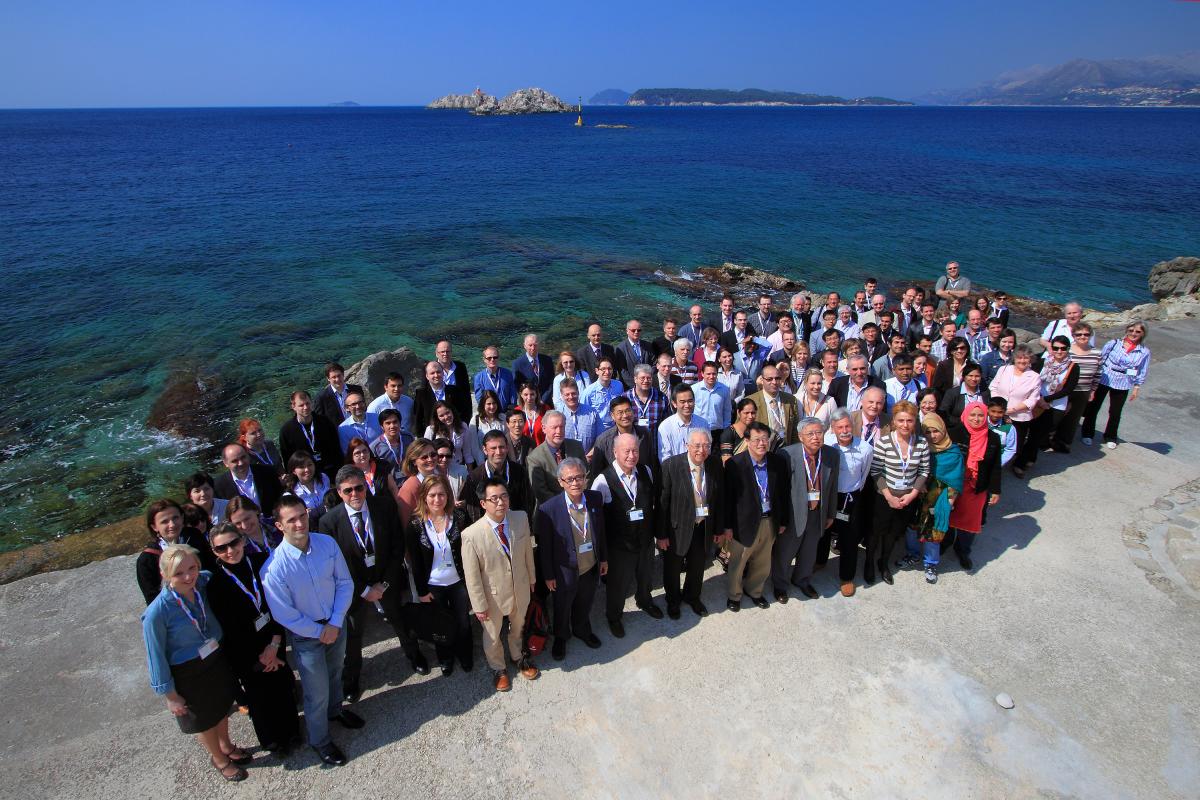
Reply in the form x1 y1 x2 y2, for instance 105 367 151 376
553 448 563 464
770 399 782 432
864 420 877 443
692 465 705 512
352 512 373 554
497 521 509 550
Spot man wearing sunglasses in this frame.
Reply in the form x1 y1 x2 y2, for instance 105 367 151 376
319 466 430 703
472 345 517 410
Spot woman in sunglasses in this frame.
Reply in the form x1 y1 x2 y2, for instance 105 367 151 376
205 523 300 756
931 336 972 397
1017 335 1078 474
1052 322 1102 453
1081 320 1151 450
396 439 439 528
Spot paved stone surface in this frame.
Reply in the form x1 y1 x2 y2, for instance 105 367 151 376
3 320 1200 799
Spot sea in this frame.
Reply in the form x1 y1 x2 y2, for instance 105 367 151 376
1 105 1198 549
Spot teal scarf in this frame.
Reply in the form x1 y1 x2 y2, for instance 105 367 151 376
931 445 965 533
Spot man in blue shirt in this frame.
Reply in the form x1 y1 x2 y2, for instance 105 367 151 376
580 357 625 433
263 495 361 767
473 346 518 409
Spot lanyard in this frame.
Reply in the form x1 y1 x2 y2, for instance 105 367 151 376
631 393 651 418
893 432 912 476
804 450 821 491
382 438 404 465
486 461 510 483
486 370 501 392
243 533 267 555
220 563 263 612
251 447 272 466
299 420 317 450
567 500 590 540
233 472 256 498
351 510 374 554
752 461 770 506
618 470 638 502
170 589 209 638
425 518 454 565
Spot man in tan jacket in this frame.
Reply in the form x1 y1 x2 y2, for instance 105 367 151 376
461 476 540 692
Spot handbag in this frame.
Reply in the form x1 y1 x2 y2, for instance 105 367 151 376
400 601 457 646
523 595 550 657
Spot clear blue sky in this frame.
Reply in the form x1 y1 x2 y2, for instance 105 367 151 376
2 0 1198 107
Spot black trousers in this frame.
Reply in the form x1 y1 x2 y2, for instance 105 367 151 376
343 590 420 694
553 567 598 640
1053 390 1091 451
231 657 301 749
428 581 473 667
663 524 708 608
1020 408 1064 467
1010 419 1032 465
1081 384 1130 441
831 491 866 582
605 543 654 622
872 491 919 571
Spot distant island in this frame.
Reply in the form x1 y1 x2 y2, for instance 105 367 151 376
589 89 632 105
918 53 1200 107
427 87 574 115
328 101 360 107
626 88 911 106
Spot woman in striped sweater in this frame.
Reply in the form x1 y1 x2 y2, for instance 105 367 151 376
869 400 932 586
1052 321 1103 452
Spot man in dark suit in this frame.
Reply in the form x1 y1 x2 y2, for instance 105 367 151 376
279 390 344 480
827 356 885 411
526 411 587 506
614 319 653 388
593 433 661 637
534 457 608 661
214 443 284 518
413 361 453 437
906 301 939 350
314 362 364 427
575 323 616 379
512 334 555 402
590 396 658 480
650 318 679 361
318 466 430 701
718 310 751 354
711 294 737 336
432 340 473 422
657 429 723 618
462 431 535 523
774 418 839 602
719 422 790 611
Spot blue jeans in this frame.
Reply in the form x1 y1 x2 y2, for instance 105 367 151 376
905 528 940 567
290 626 347 750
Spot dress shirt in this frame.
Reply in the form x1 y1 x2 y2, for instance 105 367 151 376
691 381 732 429
842 380 870 412
560 405 598 452
990 421 1018 466
930 339 952 362
338 414 383 453
658 413 709 462
293 474 331 517
836 321 861 340
262 533 354 639
963 329 990 362
590 467 641 504
624 388 669 431
1096 340 1150 391
733 347 768 393
821 435 874 493
231 470 260 506
884 377 921 411
989 366 1042 422
367 394 416 433
552 371 591 409
580 379 626 432
716 368 746 402
141 572 225 695
809 328 842 354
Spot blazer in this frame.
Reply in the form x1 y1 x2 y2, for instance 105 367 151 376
748 390 800 447
939 386 992 422
779 443 840 540
412 386 454 437
748 312 778 338
598 464 657 553
932 358 971 399
906 321 939 350
722 450 790 546
614 339 653 387
279 415 344 475
849 410 892 442
827 375 885 410
650 336 676 361
435 360 474 422
949 426 1003 497
460 510 536 619
405 508 471 596
575 342 616 379
657 452 724 555
535 491 608 588
213 465 284 518
461 460 535 523
526 439 588 506
318 496 404 612
314 383 365 427
205 550 288 669
512 353 555 401
718 328 750 354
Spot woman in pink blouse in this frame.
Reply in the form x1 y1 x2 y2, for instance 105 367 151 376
988 345 1041 478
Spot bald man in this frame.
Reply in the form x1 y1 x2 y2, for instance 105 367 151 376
213 442 284 515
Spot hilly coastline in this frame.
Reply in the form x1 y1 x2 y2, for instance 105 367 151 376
627 88 911 106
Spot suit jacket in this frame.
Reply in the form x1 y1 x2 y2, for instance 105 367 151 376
940 386 991 423
827 375 885 410
575 342 616 379
535 491 608 588
614 339 653 387
748 312 778 338
749 390 800 447
718 328 750 354
949 426 1003 497
279 415 344 475
318 495 404 612
512 353 555 400
894 305 921 336
404 508 471 596
412 386 453 436
213 465 284 517
657 452 724 555
906 321 939 349
598 464 656 553
526 439 588 506
462 460 535 523
850 410 892 443
460 510 536 618
779 443 839 540
314 383 365 427
723 450 790 546
436 360 473 422
650 335 676 361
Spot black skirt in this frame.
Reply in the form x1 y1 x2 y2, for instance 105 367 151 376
170 650 236 734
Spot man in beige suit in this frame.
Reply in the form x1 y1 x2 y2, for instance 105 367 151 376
461 476 540 692
748 363 799 448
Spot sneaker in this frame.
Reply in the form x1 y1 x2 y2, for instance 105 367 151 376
1081 437 1093 446
1106 441 1117 450
896 554 919 570
925 566 938 584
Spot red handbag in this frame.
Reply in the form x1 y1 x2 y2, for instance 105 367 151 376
523 595 550 656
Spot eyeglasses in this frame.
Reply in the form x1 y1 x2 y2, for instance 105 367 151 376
483 355 499 361
436 452 453 460
953 346 968 352
416 453 435 461
340 484 367 494
1074 332 1090 337
211 537 244 553
1051 346 1068 351
560 474 587 484
628 328 642 333
483 494 510 505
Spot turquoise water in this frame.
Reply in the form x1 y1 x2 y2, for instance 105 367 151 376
1 105 1197 547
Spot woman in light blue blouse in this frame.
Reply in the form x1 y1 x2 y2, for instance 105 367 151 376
1081 320 1151 449
142 544 250 782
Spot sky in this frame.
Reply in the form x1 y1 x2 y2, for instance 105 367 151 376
1 0 1198 108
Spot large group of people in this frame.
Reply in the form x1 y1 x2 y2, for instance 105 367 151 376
139 261 1151 779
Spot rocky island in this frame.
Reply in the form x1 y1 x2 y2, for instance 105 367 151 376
427 87 574 115
627 88 912 106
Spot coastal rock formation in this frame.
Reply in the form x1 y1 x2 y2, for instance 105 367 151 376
1084 256 1200 328
344 347 425 398
427 92 495 110
145 365 240 443
1148 256 1200 300
472 88 573 115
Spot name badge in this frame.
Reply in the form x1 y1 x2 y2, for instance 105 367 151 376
364 554 376 567
254 612 271 632
835 511 850 522
762 500 772 513
638 417 650 428
696 505 709 518
891 480 911 491
807 491 820 503
578 541 594 554
628 509 644 522
1124 368 1138 377
312 452 322 461
198 638 219 660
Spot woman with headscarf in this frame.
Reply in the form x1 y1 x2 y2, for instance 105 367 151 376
947 401 1003 572
900 413 964 585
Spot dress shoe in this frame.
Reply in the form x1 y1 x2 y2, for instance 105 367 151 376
439 661 454 677
493 670 511 692
638 602 664 619
552 639 567 661
458 657 474 673
959 555 975 571
518 657 540 680
409 653 431 676
667 605 681 620
608 618 626 638
342 689 361 705
578 632 602 649
689 600 709 617
750 595 770 610
330 710 365 729
880 569 894 586
774 590 789 604
839 581 856 597
726 599 741 612
315 744 348 766
796 581 819 600
863 568 876 586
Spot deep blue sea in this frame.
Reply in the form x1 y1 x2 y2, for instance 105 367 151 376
2 105 1198 547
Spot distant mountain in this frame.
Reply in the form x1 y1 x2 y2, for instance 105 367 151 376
328 101 360 107
589 89 631 105
918 53 1200 106
627 88 911 106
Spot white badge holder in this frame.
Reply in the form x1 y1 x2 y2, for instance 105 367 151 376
254 612 271 631
198 639 219 659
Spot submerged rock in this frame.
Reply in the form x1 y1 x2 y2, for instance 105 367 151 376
146 364 241 443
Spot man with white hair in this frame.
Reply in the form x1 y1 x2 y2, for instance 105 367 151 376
774 417 839 602
786 292 814 344
1039 301 1094 349
657 428 723 618
513 333 554 401
857 294 889 328
935 260 972 305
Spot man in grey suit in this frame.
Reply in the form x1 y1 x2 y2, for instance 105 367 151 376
526 411 587 507
773 417 839 602
657 428 724 619
613 319 653 388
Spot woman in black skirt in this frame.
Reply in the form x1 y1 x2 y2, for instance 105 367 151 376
205 523 301 756
141 544 250 781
